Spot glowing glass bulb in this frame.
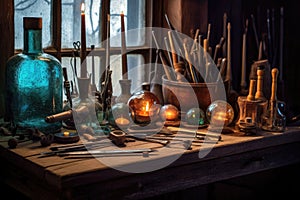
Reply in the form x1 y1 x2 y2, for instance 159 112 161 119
160 104 179 121
108 103 133 129
206 100 234 127
185 107 206 125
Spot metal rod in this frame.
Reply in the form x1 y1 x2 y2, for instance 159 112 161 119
57 148 153 156
166 126 221 139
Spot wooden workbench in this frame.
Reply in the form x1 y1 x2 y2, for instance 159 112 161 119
1 125 300 200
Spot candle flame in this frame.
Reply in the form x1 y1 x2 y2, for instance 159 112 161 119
64 131 70 137
145 102 150 112
81 3 85 13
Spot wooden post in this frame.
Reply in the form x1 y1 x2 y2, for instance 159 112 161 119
0 0 14 118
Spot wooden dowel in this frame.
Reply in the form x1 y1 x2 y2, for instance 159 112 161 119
225 22 231 82
207 23 211 46
270 68 278 102
183 42 197 83
152 31 173 80
247 79 256 101
258 41 263 61
190 28 200 54
197 35 205 82
216 58 227 82
255 67 265 101
168 30 178 65
241 33 247 90
222 13 227 57
203 39 209 82
164 36 174 69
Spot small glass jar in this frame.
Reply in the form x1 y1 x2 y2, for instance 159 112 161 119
66 77 102 129
108 102 133 130
128 82 161 125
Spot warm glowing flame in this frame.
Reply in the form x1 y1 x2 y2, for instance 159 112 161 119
145 101 150 112
63 131 70 137
115 117 130 126
81 3 85 13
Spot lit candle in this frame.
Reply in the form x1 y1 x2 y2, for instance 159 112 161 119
80 2 87 78
115 117 130 126
63 131 70 137
106 14 110 68
139 101 150 117
120 11 128 79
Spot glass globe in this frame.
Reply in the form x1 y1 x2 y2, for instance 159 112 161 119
159 104 179 121
128 83 161 125
108 103 133 130
185 107 206 126
206 100 234 127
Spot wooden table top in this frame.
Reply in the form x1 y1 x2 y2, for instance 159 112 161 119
1 125 300 199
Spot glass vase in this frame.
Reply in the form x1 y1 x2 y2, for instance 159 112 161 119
5 17 63 134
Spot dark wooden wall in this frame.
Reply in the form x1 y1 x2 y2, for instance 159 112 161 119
165 0 300 117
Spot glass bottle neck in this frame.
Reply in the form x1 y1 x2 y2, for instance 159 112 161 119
23 29 43 54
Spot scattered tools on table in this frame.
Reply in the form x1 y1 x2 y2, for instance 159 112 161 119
2 127 53 149
62 67 73 108
109 130 127 146
166 126 221 140
7 137 32 149
40 141 112 157
0 127 12 136
56 148 154 157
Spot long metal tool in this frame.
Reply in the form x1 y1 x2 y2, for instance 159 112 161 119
57 148 154 156
166 126 221 140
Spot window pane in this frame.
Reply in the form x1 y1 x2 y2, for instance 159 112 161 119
61 56 102 96
110 54 145 97
61 0 145 48
14 0 51 49
62 0 102 48
110 0 146 47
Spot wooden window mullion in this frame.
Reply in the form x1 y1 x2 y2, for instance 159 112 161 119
51 0 62 61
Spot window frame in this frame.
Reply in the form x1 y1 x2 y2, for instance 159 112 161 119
46 0 153 62
13 0 154 67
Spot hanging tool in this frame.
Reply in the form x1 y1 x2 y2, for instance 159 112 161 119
63 67 73 108
90 45 97 94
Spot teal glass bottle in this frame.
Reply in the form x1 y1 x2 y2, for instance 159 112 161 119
5 17 63 134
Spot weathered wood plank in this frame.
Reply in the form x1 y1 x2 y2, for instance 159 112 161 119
1 126 300 199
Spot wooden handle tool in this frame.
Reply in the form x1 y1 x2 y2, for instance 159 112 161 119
255 67 266 101
247 79 257 101
270 68 279 102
